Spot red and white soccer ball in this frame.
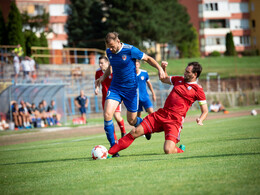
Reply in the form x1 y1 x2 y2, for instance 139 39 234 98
91 145 108 160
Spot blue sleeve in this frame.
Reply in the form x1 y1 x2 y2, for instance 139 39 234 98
131 46 144 60
146 72 149 81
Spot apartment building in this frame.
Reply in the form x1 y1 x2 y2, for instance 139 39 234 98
179 0 252 56
249 0 260 52
15 0 69 49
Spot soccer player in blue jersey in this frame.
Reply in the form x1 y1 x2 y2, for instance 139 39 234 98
136 60 156 118
95 32 165 157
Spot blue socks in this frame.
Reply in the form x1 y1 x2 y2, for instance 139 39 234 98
134 117 143 127
104 120 115 147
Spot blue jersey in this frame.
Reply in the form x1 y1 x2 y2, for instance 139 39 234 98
76 95 87 108
137 69 150 101
106 43 144 91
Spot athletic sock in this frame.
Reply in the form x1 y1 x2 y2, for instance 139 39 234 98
175 146 184 153
108 133 135 155
104 120 116 147
113 130 118 142
117 119 126 134
134 117 143 127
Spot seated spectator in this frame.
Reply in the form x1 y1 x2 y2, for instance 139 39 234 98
19 101 32 128
209 101 219 112
38 102 48 127
12 102 23 129
42 100 55 126
27 103 41 128
210 101 229 114
47 100 62 126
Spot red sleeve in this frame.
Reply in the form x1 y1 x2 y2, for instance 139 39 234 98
95 71 100 80
170 76 184 85
196 87 207 105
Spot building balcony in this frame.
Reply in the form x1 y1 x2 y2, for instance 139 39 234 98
200 28 230 36
199 11 231 19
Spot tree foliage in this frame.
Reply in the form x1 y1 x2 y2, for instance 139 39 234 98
21 9 49 33
66 0 107 49
66 0 195 51
0 7 7 45
225 32 236 56
7 2 25 51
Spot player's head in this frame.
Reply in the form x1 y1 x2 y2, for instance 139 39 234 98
184 62 202 82
51 100 55 106
105 32 121 54
80 89 84 96
99 56 109 71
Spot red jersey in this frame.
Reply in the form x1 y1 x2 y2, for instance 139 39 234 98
95 68 113 98
164 76 207 118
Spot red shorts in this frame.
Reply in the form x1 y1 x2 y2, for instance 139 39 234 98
141 108 184 143
102 99 121 112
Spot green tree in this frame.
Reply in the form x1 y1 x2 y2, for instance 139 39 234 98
66 0 107 49
225 32 236 56
24 30 39 56
37 33 49 64
21 9 49 33
0 7 7 45
7 2 25 52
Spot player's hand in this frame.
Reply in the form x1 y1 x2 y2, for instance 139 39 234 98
196 118 203 126
94 87 99 95
152 94 156 102
161 61 168 69
158 67 166 80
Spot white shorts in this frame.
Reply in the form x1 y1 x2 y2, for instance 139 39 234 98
14 66 19 74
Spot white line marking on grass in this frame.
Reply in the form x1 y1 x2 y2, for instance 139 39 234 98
0 135 106 152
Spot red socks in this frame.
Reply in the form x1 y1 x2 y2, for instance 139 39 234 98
108 133 135 155
176 146 184 153
117 119 126 134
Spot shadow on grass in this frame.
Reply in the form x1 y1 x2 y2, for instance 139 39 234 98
179 152 260 160
0 157 93 166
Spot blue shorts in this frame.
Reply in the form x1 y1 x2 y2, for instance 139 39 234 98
106 88 138 112
138 97 153 112
79 107 86 114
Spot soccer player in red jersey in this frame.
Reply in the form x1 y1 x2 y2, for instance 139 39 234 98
95 56 126 139
108 61 208 156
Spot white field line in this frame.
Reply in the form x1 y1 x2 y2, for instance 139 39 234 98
0 134 106 152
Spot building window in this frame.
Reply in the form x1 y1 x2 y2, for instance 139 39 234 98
251 3 254 11
240 36 250 46
252 20 255 28
205 3 218 11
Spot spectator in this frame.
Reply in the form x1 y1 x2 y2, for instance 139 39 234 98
27 102 41 128
12 102 23 129
74 90 89 123
13 44 24 60
209 101 229 114
21 56 31 81
13 52 20 83
38 102 48 127
19 101 32 128
42 100 54 126
47 100 62 126
29 56 36 81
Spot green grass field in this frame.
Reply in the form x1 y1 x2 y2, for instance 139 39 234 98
142 56 260 79
0 114 259 194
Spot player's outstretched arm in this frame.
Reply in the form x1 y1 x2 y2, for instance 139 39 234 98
142 54 165 80
147 80 156 102
160 61 171 84
196 104 208 126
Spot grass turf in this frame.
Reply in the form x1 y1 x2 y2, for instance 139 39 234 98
0 115 259 194
141 56 260 79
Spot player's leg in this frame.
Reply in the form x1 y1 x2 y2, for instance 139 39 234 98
108 124 145 155
113 104 126 137
163 122 184 154
104 99 120 147
126 111 143 127
146 107 154 114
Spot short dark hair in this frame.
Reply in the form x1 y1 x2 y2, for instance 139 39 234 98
105 32 119 44
188 62 202 78
99 56 109 62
